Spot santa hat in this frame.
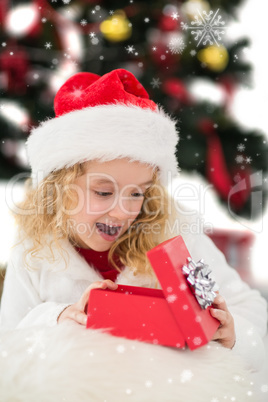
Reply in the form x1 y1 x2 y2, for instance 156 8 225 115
26 69 179 187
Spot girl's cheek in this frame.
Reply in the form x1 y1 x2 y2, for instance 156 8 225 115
85 198 115 214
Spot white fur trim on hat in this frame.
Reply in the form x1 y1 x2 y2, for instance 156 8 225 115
26 104 179 187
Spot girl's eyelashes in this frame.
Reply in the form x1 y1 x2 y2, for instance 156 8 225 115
131 192 145 198
94 191 113 197
93 190 145 198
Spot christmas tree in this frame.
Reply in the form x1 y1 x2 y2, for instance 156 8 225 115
0 0 267 219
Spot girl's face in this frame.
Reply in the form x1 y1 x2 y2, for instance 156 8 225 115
68 158 154 251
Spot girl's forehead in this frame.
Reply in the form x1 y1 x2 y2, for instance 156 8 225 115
82 158 155 184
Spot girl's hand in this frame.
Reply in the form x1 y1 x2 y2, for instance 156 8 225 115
210 294 236 349
57 279 118 326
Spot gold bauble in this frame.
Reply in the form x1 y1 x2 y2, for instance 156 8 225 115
100 10 132 42
197 45 229 72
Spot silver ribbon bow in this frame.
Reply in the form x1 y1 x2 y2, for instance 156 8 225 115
182 257 219 309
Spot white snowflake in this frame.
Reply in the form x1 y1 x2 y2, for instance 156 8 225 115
166 294 177 303
237 143 246 152
150 78 162 88
234 173 242 183
80 19 87 26
41 18 47 23
190 49 197 56
180 369 193 383
245 156 252 164
211 398 219 402
145 380 153 388
89 32 96 38
233 375 242 382
62 0 71 4
126 45 135 54
261 384 268 392
44 42 52 49
116 344 126 353
168 36 185 54
193 337 202 345
26 330 46 353
109 10 114 15
171 12 179 20
71 86 84 98
187 8 226 47
144 18 150 23
235 155 244 164
179 283 187 291
152 46 157 51
181 22 189 31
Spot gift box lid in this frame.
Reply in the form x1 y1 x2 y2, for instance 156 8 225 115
146 235 220 349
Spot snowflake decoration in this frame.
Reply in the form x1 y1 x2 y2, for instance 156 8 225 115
193 337 202 345
126 45 135 54
166 294 178 303
190 49 197 56
187 8 226 47
41 18 47 23
168 36 185 54
235 155 244 164
62 0 71 4
152 46 157 51
145 380 153 388
180 369 193 383
109 10 114 15
26 330 46 354
237 143 246 152
71 86 84 98
44 42 52 49
179 283 187 291
144 18 150 23
171 12 179 20
233 375 243 382
80 19 87 26
116 344 126 353
234 173 242 183
181 22 189 31
245 156 252 164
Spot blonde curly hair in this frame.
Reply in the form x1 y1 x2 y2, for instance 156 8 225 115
14 161 176 282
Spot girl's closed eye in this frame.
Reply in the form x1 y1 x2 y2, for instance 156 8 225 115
94 191 113 197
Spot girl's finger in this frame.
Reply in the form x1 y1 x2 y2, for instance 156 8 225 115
73 311 88 326
79 280 118 309
210 308 228 325
213 295 228 312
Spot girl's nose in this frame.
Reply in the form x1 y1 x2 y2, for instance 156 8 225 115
108 198 140 220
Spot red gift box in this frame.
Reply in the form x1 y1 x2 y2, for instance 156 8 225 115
86 235 220 350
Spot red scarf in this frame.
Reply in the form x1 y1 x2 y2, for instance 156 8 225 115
75 247 123 282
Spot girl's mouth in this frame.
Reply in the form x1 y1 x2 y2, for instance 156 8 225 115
96 223 122 241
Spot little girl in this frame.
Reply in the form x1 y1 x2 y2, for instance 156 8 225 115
0 69 267 371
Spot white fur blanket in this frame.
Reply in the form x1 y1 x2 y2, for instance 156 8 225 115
0 323 257 402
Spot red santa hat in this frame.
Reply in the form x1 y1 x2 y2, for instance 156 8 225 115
26 69 179 187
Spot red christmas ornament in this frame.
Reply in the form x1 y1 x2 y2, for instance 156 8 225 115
199 118 251 211
162 78 191 104
158 14 180 32
0 49 29 94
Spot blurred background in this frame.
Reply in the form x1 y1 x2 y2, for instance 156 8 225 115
0 0 267 300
